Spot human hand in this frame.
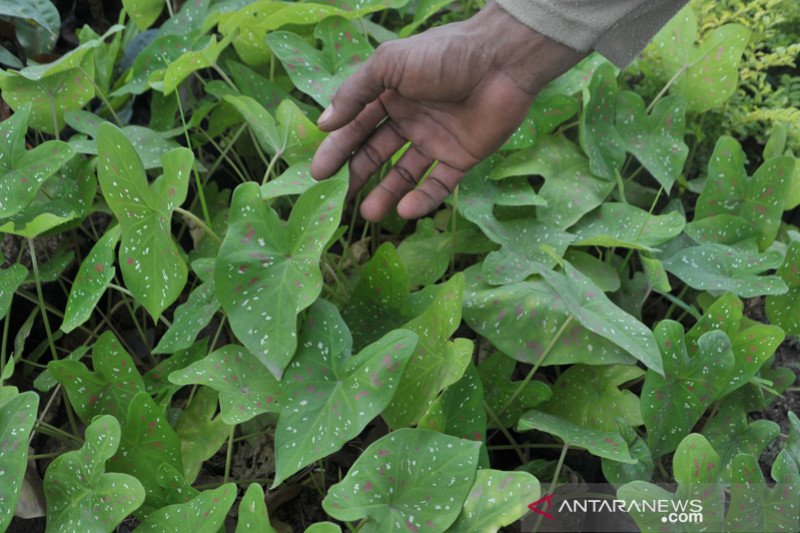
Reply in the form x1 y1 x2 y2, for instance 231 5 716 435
310 1 585 222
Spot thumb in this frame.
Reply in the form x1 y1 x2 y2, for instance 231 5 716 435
317 47 394 131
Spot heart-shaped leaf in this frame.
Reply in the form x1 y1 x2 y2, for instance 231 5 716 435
0 391 38 531
766 240 800 336
169 344 282 424
274 299 417 486
477 352 551 428
618 434 726 532
648 5 750 111
236 483 277 533
268 17 374 106
109 392 183 514
0 0 59 35
322 428 481 532
44 415 145 533
569 203 685 251
0 264 27 321
663 243 787 297
517 410 636 463
642 322 734 459
695 136 794 249
539 263 663 373
97 122 193 320
727 451 800 532
463 264 637 368
704 398 779 480
175 387 230 483
579 63 624 181
0 103 75 218
49 331 145 423
135 483 236 532
215 173 346 378
615 92 688 192
540 365 644 432
153 280 219 354
448 469 540 532
61 226 121 333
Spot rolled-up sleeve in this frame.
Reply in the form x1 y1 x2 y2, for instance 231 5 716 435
494 0 689 68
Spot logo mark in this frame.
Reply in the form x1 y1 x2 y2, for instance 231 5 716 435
528 493 556 520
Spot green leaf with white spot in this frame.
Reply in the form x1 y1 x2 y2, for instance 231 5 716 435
0 264 27 321
268 17 374 106
153 280 219 354
275 99 326 165
502 93 579 150
704 398 779 480
647 5 750 112
236 483 277 533
49 331 145 423
174 387 229 483
477 352 551 428
463 264 636 368
601 423 654 485
695 136 794 249
273 299 417 486
169 344 282 424
97 122 193 320
215 173 346 378
0 103 75 218
44 415 145 533
448 469 540 533
570 203 685 251
61 226 121 333
122 0 163 30
579 63 623 181
144 341 208 405
766 240 800 336
322 428 481 533
684 214 760 247
726 451 800 532
517 410 636 463
0 391 38 532
618 434 726 532
135 483 236 533
642 322 734 459
663 243 787 297
159 33 233 94
615 92 688 192
540 365 644 432
112 35 195 96
305 523 341 533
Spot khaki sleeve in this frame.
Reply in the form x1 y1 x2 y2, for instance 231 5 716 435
493 0 689 68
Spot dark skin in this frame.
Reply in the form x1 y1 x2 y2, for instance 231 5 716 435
310 1 586 222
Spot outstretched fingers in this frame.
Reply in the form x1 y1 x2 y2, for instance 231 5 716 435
360 145 434 222
347 120 407 197
317 55 389 132
396 162 465 220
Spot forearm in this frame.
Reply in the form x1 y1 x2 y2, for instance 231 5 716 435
493 0 689 67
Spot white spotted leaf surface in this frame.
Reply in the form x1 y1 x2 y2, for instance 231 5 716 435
517 410 636 463
322 428 481 533
134 482 236 533
267 17 374 106
97 122 193 320
578 63 624 181
215 172 346 379
112 35 194 96
0 391 38 532
569 202 685 252
61 225 121 333
615 92 688 192
540 365 644 433
43 415 145 533
641 322 734 459
122 0 163 30
447 469 540 533
477 353 551 429
48 331 145 423
0 263 27 321
695 135 795 249
273 299 417 486
502 93 579 150
618 434 726 532
662 243 788 298
169 344 282 425
153 280 219 354
766 240 800 336
235 483 277 533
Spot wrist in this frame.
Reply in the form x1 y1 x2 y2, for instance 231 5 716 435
465 1 586 94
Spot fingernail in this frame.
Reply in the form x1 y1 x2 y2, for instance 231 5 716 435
318 105 334 125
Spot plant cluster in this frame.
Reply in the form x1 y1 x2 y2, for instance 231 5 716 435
0 0 798 532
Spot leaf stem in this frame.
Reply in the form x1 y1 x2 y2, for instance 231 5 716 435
27 239 58 362
224 425 235 483
483 400 526 464
531 443 569 533
174 206 222 244
174 91 214 228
